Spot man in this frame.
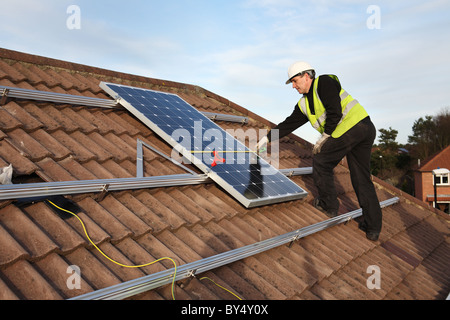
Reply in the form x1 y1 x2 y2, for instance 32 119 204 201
258 61 382 241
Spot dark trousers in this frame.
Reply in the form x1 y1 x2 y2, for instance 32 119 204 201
313 117 382 233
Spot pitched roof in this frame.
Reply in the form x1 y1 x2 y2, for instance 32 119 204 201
0 48 449 300
418 145 450 172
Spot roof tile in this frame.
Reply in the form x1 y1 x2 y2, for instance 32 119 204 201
69 131 113 163
29 129 71 160
34 253 94 299
0 105 23 131
0 260 63 299
0 223 30 266
0 204 58 259
0 139 39 176
27 65 60 88
3 101 43 131
0 60 27 83
6 128 51 161
24 202 85 253
0 276 20 300
98 195 151 238
36 157 76 182
64 247 122 290
51 130 96 163
77 197 132 242
87 132 131 162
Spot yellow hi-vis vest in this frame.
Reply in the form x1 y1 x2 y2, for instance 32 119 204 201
298 75 368 138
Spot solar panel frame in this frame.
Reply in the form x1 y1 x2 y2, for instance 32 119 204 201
100 82 308 208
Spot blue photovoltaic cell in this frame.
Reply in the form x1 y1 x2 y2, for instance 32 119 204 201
100 82 307 208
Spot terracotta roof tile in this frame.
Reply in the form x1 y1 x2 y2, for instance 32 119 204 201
0 106 23 132
0 139 39 175
51 130 96 163
115 192 165 234
77 197 133 242
6 128 52 161
58 157 99 181
0 276 20 300
64 247 122 290
0 60 27 83
69 131 113 163
20 102 61 132
0 204 59 260
0 260 64 300
135 192 186 231
97 159 136 178
3 101 43 131
36 157 76 182
0 130 7 141
87 132 132 163
0 223 30 266
24 202 85 252
98 195 150 238
28 129 71 160
34 253 94 299
10 62 44 86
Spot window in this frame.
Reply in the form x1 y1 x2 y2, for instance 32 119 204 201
434 173 450 186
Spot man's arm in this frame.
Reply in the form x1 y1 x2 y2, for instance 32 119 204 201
318 75 342 136
268 104 308 142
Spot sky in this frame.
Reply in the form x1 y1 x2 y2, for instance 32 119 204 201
1 0 449 145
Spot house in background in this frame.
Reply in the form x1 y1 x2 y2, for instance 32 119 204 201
415 145 450 214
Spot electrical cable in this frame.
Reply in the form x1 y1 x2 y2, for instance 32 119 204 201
47 199 243 301
46 200 178 300
199 277 242 300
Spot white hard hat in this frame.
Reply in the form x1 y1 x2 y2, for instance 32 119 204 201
286 61 314 84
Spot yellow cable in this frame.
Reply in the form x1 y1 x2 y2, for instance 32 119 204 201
47 200 177 300
199 277 242 300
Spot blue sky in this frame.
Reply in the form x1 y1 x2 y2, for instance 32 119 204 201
1 0 449 145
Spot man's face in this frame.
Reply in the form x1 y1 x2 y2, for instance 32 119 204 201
291 73 312 95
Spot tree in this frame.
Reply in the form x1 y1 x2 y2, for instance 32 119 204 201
408 115 435 160
371 127 400 180
434 108 450 150
408 107 450 160
378 127 398 152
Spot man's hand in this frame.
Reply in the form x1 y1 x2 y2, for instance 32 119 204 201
313 133 330 155
256 136 269 154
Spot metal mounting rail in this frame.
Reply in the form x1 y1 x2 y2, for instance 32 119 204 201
0 85 119 108
201 111 248 124
0 168 310 201
279 167 313 176
0 85 249 123
0 167 310 201
0 174 211 201
70 197 400 300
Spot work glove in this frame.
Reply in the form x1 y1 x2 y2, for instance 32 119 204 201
256 136 269 154
313 133 330 155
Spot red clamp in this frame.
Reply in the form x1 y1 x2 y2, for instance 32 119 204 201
211 151 225 167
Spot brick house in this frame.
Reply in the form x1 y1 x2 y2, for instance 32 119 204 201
415 145 450 214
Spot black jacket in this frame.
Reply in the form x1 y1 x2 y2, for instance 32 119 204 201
269 75 343 142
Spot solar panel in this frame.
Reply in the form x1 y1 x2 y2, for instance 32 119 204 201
100 82 308 208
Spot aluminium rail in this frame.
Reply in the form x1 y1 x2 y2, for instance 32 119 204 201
0 168 311 201
70 197 400 300
0 85 119 108
0 85 249 123
0 174 212 201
